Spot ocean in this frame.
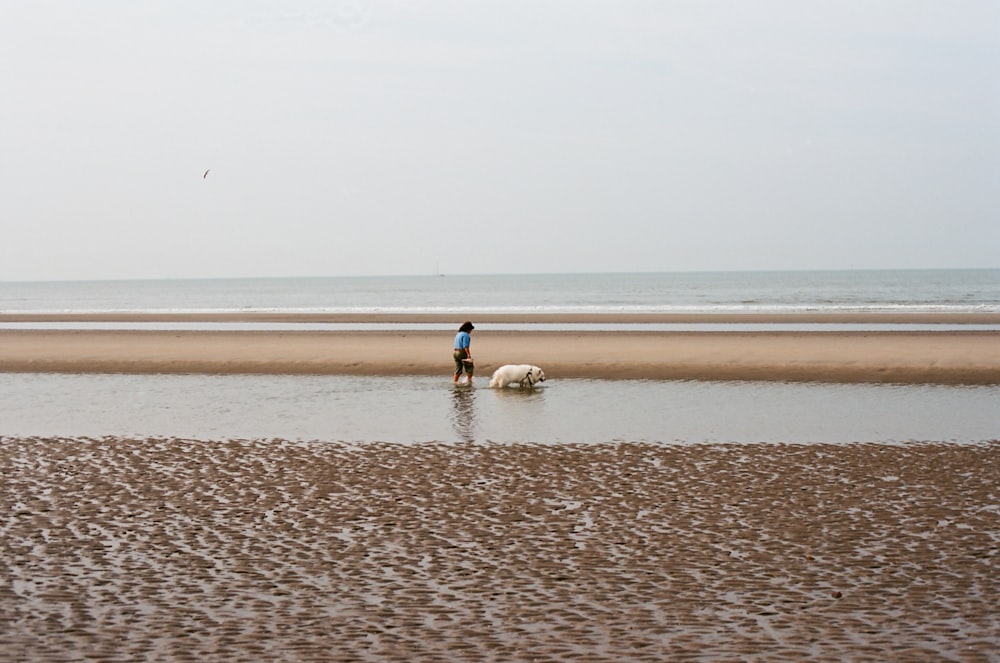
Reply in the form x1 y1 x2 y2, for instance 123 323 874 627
2 269 998 443
3 269 999 315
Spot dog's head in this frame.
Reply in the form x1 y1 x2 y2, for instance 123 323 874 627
531 366 546 384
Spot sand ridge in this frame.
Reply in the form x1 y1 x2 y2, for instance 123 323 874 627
1 323 999 383
2 438 997 661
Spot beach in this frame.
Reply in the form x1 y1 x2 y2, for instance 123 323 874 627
3 311 998 660
2 438 997 661
1 313 999 384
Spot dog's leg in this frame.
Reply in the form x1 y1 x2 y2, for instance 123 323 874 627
520 370 534 388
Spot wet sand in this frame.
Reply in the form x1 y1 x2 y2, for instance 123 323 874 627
2 438 997 661
1 313 999 383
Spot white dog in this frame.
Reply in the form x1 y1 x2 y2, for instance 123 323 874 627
490 364 546 388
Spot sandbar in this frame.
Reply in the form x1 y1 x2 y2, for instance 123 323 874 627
1 312 998 383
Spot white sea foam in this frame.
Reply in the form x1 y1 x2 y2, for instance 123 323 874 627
1 320 998 332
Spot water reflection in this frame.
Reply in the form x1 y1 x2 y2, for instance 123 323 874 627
488 385 549 442
449 384 478 441
492 385 548 401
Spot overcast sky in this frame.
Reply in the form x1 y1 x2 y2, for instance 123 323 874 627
2 1 998 281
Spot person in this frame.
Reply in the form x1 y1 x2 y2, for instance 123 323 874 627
453 321 475 384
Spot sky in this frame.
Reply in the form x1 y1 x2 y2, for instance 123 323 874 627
2 0 998 281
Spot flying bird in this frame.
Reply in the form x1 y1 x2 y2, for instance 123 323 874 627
203 169 210 179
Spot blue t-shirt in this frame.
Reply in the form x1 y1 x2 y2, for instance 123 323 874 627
454 330 471 350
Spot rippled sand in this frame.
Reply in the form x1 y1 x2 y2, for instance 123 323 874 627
2 438 997 661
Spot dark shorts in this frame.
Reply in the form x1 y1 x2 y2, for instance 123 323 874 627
453 348 473 374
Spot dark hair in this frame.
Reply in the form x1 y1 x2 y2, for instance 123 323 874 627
459 321 475 332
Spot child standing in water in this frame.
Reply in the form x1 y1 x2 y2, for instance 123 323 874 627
453 321 474 384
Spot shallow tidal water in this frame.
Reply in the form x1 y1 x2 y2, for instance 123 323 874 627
2 373 997 444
